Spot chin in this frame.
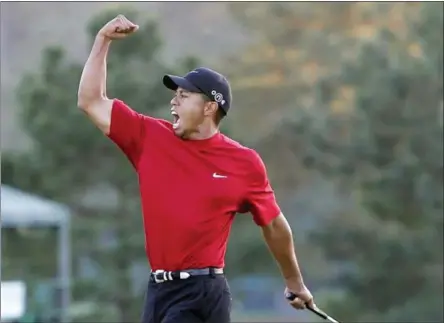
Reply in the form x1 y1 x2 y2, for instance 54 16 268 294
173 127 186 139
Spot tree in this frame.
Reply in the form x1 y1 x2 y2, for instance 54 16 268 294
223 4 443 319
2 7 200 322
219 3 429 286
223 2 422 145
284 3 443 321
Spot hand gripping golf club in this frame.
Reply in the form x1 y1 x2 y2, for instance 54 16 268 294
285 292 340 323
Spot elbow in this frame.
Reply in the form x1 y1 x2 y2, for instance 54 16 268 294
77 92 103 111
77 97 87 110
77 91 89 110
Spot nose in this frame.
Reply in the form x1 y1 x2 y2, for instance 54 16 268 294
170 96 178 106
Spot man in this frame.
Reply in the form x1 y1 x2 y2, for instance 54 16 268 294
78 15 315 323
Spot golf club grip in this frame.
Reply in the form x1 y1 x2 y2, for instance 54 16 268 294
285 292 330 320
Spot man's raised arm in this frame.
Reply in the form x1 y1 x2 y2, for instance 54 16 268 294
77 15 139 135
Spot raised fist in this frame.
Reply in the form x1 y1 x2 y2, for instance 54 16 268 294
98 14 139 40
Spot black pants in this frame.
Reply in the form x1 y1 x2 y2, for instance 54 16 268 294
141 275 232 323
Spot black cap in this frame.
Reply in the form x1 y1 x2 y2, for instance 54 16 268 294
163 67 232 115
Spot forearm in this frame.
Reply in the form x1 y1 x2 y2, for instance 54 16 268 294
262 213 304 284
78 35 111 106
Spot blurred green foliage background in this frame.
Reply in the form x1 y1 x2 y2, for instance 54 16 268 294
1 2 442 322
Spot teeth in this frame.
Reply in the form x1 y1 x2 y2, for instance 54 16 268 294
171 111 180 129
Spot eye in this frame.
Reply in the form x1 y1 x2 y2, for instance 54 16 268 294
175 92 188 99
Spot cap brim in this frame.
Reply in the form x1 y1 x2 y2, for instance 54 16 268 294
162 75 201 93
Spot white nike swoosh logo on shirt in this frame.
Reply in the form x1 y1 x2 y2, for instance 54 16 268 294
213 173 227 178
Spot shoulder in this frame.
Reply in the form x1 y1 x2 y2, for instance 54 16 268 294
145 116 173 131
113 99 173 129
218 134 255 156
219 135 266 178
245 148 267 182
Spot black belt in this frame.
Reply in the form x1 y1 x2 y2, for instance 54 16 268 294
150 267 224 283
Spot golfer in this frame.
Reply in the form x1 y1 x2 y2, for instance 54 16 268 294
78 15 315 323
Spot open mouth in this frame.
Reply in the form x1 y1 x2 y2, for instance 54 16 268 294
171 111 180 129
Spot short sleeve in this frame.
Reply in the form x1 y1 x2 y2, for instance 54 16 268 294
243 150 281 226
107 99 147 168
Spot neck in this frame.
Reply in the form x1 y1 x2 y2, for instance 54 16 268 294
187 123 219 140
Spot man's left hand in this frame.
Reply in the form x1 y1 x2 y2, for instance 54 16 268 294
284 281 315 310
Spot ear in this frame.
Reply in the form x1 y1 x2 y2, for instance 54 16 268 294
204 101 218 117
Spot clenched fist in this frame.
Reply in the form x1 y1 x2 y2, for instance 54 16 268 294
98 14 139 40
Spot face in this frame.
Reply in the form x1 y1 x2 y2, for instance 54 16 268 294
170 88 213 139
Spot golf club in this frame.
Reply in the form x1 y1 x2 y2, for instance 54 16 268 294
285 292 340 323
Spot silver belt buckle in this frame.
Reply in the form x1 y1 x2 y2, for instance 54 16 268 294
153 269 166 283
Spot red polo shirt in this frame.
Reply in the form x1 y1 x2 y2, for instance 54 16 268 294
107 99 281 271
